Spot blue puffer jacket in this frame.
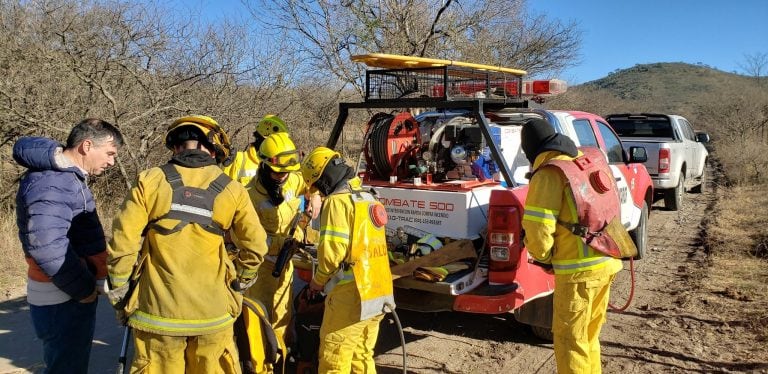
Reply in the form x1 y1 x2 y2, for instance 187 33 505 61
14 137 107 301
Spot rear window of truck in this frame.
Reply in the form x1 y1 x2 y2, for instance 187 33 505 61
607 118 674 139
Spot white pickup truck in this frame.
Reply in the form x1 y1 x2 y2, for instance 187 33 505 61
605 113 709 211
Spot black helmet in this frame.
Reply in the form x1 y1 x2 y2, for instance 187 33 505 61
521 118 577 164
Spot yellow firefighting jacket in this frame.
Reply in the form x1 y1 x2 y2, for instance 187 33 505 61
248 171 309 256
108 164 268 336
312 177 394 321
522 151 623 282
223 145 260 186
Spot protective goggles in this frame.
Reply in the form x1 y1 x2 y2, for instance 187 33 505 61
263 149 301 168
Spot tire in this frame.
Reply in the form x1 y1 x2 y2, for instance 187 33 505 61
664 173 684 211
629 201 649 260
530 325 554 341
691 164 706 193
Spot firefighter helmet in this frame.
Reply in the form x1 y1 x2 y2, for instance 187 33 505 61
255 115 289 138
258 133 301 172
301 147 342 186
165 115 233 165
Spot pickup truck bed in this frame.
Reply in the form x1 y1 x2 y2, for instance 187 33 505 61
606 113 709 211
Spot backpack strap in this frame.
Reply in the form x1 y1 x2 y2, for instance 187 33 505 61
160 163 184 189
145 164 231 237
208 173 231 195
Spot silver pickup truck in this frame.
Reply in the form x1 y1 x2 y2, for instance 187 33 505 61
605 113 709 211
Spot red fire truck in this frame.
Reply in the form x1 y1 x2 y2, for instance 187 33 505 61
317 54 653 337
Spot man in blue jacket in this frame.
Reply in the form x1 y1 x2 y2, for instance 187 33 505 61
14 118 123 373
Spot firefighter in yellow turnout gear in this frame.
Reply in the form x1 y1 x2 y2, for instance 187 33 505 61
107 115 268 374
301 147 395 374
223 115 289 186
520 118 623 374
242 132 320 372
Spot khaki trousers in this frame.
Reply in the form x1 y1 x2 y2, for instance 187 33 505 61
131 327 241 374
553 274 616 374
318 283 383 374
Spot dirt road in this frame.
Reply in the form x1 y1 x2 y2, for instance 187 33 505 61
373 166 768 373
3 165 765 373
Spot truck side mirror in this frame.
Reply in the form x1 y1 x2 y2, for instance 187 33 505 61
695 132 710 143
628 146 647 163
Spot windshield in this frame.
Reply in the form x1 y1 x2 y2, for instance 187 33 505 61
607 118 674 139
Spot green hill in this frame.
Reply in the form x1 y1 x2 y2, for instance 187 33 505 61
561 62 764 115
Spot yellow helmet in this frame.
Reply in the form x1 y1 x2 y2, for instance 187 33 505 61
255 115 289 138
301 146 342 186
259 133 301 172
165 115 232 165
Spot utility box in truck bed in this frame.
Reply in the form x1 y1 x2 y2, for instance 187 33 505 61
372 183 504 240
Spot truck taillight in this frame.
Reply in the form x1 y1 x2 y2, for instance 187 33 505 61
490 246 510 261
487 190 525 285
487 205 521 275
489 232 513 245
659 148 671 173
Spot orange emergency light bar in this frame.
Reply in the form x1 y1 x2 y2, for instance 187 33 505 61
522 79 567 96
430 79 567 98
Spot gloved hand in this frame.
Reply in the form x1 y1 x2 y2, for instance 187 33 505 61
529 259 554 274
308 278 324 300
106 282 131 308
231 276 258 293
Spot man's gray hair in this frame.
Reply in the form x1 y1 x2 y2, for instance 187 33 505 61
66 118 124 149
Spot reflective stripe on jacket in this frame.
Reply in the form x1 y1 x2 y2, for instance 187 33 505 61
522 151 622 280
312 179 355 288
247 171 308 256
222 145 260 186
312 177 394 320
349 190 394 320
108 163 268 336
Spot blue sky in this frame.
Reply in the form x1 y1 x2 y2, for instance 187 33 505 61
530 0 768 83
178 0 768 84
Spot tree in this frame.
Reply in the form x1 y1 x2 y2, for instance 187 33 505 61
739 52 768 86
244 0 581 97
0 0 293 200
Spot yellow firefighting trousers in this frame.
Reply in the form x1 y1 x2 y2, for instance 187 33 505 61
318 283 384 374
552 274 616 374
130 328 241 374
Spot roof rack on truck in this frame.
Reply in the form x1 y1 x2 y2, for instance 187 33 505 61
327 53 565 190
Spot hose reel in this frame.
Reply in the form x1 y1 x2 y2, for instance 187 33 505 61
363 112 421 180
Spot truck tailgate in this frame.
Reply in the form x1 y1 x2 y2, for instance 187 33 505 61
621 138 662 175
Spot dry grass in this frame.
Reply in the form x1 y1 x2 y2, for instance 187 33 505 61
0 212 27 298
705 184 768 341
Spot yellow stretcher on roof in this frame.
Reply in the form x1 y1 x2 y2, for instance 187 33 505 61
351 53 527 76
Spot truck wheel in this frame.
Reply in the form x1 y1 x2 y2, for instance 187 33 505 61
530 325 554 341
629 201 649 260
691 165 705 193
664 174 684 211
